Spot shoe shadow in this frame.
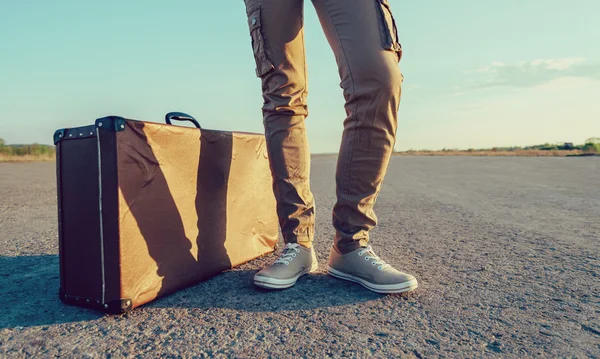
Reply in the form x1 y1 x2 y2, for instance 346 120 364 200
146 266 386 313
0 255 102 329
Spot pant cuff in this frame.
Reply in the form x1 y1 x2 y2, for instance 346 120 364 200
334 231 369 254
283 231 314 245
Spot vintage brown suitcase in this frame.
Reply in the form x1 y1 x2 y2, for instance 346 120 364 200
53 113 279 314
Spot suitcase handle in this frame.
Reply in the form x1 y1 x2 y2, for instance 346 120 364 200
165 112 202 129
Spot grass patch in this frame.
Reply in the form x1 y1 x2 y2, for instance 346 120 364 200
0 138 56 162
0 154 55 162
396 142 599 157
394 150 586 157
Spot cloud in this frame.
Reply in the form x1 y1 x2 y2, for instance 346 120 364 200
475 61 506 73
535 76 593 89
469 58 600 90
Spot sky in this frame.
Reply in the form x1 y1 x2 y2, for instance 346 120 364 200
1 0 599 153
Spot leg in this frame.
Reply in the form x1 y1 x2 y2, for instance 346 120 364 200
243 0 315 247
314 0 416 294
312 0 403 254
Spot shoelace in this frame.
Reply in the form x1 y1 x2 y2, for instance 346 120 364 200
358 246 391 271
274 243 301 265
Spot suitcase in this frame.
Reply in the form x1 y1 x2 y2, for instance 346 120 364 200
53 112 279 314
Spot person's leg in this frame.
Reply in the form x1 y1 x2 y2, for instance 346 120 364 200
312 0 403 253
243 0 317 289
312 0 417 293
243 0 315 249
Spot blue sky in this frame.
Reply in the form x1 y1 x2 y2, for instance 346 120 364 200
1 0 599 152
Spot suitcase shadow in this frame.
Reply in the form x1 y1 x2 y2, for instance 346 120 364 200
0 255 103 329
0 255 397 329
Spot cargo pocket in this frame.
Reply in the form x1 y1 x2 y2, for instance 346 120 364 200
247 6 275 77
376 0 403 62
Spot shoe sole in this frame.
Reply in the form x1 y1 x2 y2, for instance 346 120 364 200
254 263 319 290
327 266 418 294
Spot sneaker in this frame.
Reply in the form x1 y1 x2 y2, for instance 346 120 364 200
327 245 418 294
254 243 318 289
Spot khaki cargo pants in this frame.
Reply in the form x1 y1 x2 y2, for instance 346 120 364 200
243 0 403 254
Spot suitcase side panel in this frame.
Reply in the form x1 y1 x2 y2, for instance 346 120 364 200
116 120 278 308
56 122 130 314
56 133 103 303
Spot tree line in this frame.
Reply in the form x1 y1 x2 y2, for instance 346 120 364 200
0 138 55 156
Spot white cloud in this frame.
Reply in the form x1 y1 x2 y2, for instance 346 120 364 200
476 65 494 73
542 58 585 70
468 58 600 90
475 61 506 73
534 76 598 91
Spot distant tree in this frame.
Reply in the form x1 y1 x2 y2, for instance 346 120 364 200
586 137 600 144
582 143 600 154
0 138 5 146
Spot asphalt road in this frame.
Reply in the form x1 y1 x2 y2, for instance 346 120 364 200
1 156 599 358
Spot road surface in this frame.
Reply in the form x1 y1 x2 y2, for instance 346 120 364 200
1 156 599 358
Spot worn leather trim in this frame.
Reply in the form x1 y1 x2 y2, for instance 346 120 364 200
53 125 97 144
56 141 66 295
97 125 121 307
95 116 127 132
59 288 132 314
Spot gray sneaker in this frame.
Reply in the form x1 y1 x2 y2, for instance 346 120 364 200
254 243 318 289
327 245 418 294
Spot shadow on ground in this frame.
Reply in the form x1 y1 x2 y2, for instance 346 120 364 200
0 255 102 329
146 268 391 312
0 255 388 329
